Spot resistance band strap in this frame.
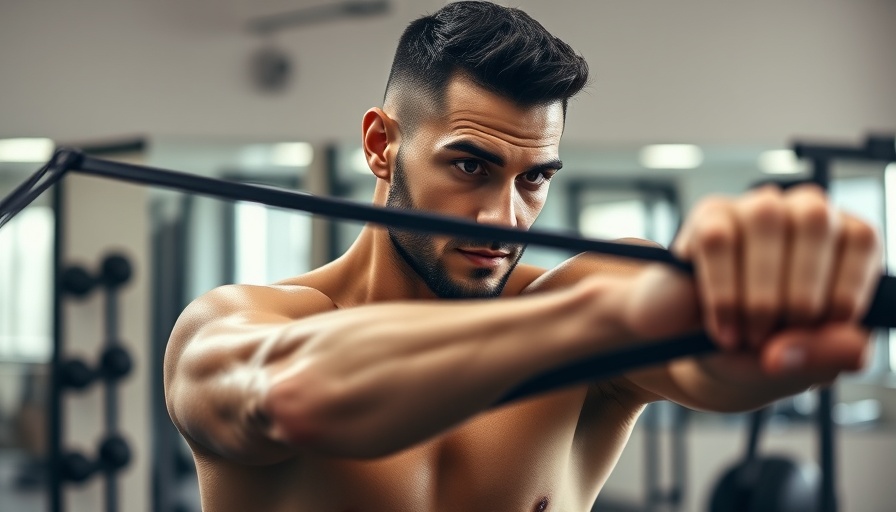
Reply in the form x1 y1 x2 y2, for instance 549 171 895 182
0 149 894 404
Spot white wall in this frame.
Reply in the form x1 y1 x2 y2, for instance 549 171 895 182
0 0 893 146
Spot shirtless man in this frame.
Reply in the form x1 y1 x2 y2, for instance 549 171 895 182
163 2 882 511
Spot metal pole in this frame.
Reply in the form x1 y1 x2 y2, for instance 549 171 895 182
49 179 65 512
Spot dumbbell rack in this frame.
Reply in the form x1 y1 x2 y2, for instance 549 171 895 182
48 190 134 512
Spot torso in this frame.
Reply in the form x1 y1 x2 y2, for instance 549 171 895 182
188 261 646 512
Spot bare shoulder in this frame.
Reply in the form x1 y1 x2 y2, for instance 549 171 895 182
523 237 662 294
163 283 339 462
502 262 548 295
168 284 335 347
164 283 336 387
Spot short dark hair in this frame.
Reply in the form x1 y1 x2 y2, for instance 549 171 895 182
384 1 589 130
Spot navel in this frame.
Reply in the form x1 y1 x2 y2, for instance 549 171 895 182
534 497 549 511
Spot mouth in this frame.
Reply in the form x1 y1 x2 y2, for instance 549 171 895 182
456 248 510 267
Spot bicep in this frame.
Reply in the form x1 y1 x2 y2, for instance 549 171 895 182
164 285 334 464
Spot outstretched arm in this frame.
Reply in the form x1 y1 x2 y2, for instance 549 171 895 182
625 185 881 411
164 276 636 464
529 186 881 413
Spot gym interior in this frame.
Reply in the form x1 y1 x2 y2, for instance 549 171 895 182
1 1 895 511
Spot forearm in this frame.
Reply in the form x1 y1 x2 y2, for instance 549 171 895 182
259 277 631 458
629 354 825 413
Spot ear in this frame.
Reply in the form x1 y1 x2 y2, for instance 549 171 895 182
361 107 400 181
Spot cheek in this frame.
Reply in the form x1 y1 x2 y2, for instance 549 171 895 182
516 191 547 227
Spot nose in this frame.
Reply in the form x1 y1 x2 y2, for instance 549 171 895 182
475 183 518 228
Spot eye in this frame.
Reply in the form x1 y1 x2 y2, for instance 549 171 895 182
453 159 486 176
518 170 555 187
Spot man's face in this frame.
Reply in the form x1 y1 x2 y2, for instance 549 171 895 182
385 76 565 299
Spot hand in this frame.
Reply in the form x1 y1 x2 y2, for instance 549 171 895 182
627 184 882 377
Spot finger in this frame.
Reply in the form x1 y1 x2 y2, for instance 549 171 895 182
761 324 871 376
827 214 883 323
671 194 731 259
783 185 838 325
736 186 787 348
688 202 741 349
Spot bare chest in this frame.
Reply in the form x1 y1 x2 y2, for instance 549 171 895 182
205 388 592 512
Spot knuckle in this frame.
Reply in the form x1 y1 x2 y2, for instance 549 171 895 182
788 182 826 200
696 195 733 212
844 219 880 253
689 197 730 222
694 220 736 252
742 194 785 228
792 201 832 237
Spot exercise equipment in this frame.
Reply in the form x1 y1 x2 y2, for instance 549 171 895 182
0 134 893 512
61 435 132 484
1 146 893 401
58 346 133 390
51 251 135 512
60 254 133 298
709 408 820 512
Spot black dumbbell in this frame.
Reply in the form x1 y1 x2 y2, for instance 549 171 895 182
60 435 132 484
60 265 95 297
60 253 133 298
59 358 96 390
100 253 132 288
98 435 131 472
60 451 96 484
100 345 133 381
59 346 133 390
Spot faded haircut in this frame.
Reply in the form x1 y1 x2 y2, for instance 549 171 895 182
384 1 589 134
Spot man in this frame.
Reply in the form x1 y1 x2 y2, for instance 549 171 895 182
164 2 881 511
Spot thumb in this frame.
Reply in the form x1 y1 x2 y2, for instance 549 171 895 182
761 324 870 376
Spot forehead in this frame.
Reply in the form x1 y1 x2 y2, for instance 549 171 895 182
421 75 565 151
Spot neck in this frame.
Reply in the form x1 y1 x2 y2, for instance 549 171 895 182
327 225 439 307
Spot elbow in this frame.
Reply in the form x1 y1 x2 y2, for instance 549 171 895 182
261 364 406 460
261 372 327 450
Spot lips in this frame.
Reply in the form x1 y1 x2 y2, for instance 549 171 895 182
456 248 509 267
458 248 509 258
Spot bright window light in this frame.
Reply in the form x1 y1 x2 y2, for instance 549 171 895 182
579 200 647 240
240 142 314 168
0 138 54 163
885 163 896 372
271 142 313 167
235 202 268 285
639 144 703 170
758 149 807 175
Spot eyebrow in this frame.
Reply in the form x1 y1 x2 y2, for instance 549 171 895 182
443 140 563 174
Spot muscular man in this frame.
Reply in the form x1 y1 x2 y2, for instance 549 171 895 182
164 3 882 511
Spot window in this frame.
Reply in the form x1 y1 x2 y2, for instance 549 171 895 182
0 205 53 361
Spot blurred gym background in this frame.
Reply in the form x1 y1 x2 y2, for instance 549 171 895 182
0 1 894 510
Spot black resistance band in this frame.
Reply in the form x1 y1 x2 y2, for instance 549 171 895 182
1 149 894 405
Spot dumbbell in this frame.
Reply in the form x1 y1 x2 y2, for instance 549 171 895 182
60 435 132 484
59 345 133 390
60 253 133 298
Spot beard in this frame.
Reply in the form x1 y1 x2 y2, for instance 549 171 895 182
385 151 525 300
